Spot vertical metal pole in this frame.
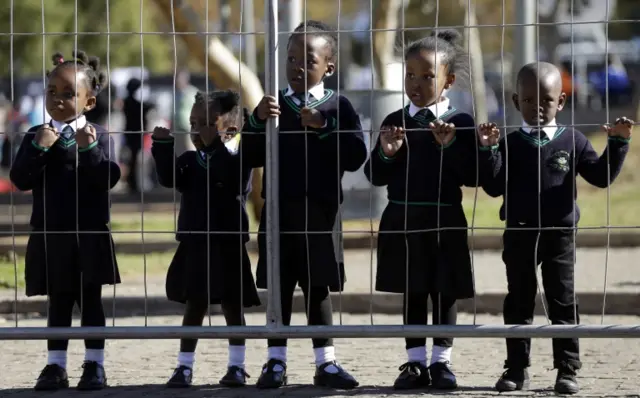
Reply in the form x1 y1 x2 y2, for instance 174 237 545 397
509 0 537 128
265 0 282 327
242 0 257 72
278 0 302 88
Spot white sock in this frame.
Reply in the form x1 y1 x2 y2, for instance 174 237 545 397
314 346 339 374
265 346 287 373
47 350 67 369
84 349 104 365
178 351 195 369
430 345 452 365
267 346 287 362
407 346 427 367
228 345 245 369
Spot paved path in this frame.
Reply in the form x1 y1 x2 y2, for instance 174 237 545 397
0 313 639 397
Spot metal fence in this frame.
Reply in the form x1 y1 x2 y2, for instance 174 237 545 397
0 0 639 342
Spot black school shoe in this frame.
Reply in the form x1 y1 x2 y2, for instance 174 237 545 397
220 366 250 387
34 364 69 391
393 362 430 390
77 361 107 391
167 365 193 388
429 361 458 389
256 359 287 389
495 368 530 392
313 361 359 390
555 367 579 394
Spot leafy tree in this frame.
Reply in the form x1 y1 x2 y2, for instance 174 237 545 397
0 0 174 78
611 0 640 38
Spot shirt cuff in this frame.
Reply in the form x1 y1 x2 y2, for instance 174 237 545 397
31 140 50 152
317 113 337 139
248 112 266 129
77 140 99 152
608 136 631 144
78 144 103 167
377 145 396 162
152 136 175 144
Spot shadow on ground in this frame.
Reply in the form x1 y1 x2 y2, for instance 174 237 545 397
0 384 515 397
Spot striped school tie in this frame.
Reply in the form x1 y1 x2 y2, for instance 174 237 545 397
531 128 542 139
61 125 74 139
415 108 435 120
294 92 317 106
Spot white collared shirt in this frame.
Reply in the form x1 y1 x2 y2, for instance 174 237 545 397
50 115 87 134
284 82 325 106
284 82 328 128
223 134 241 155
198 134 241 158
408 97 451 119
521 119 558 140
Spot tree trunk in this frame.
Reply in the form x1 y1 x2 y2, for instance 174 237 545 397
153 0 264 222
372 0 405 89
462 0 488 123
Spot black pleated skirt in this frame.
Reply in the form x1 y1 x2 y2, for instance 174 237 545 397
24 226 120 297
255 200 346 292
375 203 474 299
166 236 261 306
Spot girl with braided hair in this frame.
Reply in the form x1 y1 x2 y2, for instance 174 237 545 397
151 89 262 388
10 50 120 391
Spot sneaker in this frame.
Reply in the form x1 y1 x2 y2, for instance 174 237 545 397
167 365 193 388
495 368 529 392
393 361 430 390
77 361 107 391
34 364 69 391
220 365 249 387
313 361 359 390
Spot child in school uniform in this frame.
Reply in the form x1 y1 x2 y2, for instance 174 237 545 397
151 90 262 388
243 20 367 390
364 30 493 391
9 51 120 391
479 61 633 395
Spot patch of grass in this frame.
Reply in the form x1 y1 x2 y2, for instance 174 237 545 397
110 214 178 233
0 253 174 290
109 209 260 234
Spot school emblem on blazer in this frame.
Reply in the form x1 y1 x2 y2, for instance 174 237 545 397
548 150 571 172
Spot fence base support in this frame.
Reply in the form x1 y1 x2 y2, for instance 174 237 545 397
0 324 639 340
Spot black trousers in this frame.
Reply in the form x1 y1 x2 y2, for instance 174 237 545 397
404 293 457 349
47 285 105 351
179 300 246 352
502 228 581 370
268 278 333 349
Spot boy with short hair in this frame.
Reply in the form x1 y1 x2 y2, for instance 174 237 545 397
479 61 633 395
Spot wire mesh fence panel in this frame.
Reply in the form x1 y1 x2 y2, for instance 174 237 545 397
0 0 637 346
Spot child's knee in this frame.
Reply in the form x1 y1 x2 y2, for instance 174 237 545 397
182 300 209 325
304 285 331 303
